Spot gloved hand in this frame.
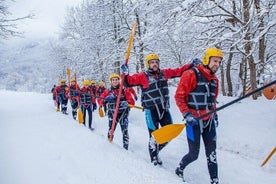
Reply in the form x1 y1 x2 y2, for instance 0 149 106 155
120 101 128 109
120 64 129 75
104 93 115 103
213 114 219 127
92 103 97 111
183 111 198 126
192 58 201 66
134 96 138 101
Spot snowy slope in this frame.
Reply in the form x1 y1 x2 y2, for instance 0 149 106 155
0 89 275 184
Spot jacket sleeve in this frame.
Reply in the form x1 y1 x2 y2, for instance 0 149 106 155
124 89 135 105
162 63 192 80
125 72 149 89
128 87 137 97
97 89 109 106
174 69 197 114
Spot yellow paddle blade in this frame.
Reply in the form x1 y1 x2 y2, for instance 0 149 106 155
152 124 186 144
77 108 84 124
261 147 276 167
99 107 104 118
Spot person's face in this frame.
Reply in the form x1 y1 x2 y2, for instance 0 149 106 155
111 78 119 87
208 56 222 74
149 59 160 71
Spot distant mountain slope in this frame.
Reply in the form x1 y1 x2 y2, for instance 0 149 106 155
0 39 56 93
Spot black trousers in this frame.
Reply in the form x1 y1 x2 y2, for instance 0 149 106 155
179 119 218 181
145 108 172 161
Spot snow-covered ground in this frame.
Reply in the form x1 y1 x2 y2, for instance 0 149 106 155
0 89 275 184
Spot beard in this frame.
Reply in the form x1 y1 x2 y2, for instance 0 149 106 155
151 65 159 71
210 65 219 74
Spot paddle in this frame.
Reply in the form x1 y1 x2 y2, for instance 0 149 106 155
152 80 276 144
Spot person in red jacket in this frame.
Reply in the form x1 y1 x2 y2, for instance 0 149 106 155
68 78 80 120
97 81 106 96
121 53 193 165
80 80 96 130
98 73 135 150
90 80 98 112
54 79 69 114
174 48 223 184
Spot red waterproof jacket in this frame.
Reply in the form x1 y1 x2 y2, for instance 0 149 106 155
174 64 219 121
54 85 69 99
128 87 137 98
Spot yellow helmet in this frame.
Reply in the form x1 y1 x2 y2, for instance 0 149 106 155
70 78 76 83
202 47 224 66
83 79 91 86
99 81 105 86
109 73 120 82
90 80 96 85
59 79 66 85
145 53 159 68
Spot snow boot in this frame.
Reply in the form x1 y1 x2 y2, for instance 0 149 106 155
152 156 162 166
210 178 219 184
175 167 185 182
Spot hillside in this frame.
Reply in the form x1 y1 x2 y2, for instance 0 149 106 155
0 89 275 184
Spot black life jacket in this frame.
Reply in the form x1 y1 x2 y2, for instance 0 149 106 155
80 87 92 105
69 86 79 97
58 85 67 100
141 70 169 110
187 67 217 110
107 87 128 113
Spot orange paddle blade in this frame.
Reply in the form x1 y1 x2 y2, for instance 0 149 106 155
152 124 186 144
99 107 104 118
128 104 143 110
77 108 84 124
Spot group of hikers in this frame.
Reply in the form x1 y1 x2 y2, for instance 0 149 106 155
51 47 224 184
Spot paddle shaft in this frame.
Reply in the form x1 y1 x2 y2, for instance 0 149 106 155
198 80 276 120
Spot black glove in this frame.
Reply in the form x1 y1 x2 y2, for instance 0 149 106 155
183 111 198 126
104 93 115 103
214 114 219 127
120 101 128 109
192 58 201 66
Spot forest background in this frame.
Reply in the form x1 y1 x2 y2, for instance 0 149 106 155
0 0 275 99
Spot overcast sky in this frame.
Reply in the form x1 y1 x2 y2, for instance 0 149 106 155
8 0 82 42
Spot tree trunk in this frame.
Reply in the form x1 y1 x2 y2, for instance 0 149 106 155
243 0 257 99
112 0 121 74
226 49 233 96
220 60 226 96
135 8 145 72
254 0 265 99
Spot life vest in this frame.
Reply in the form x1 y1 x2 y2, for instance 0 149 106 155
141 70 169 110
69 85 79 98
80 87 92 105
107 87 128 113
187 67 217 110
58 85 68 100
